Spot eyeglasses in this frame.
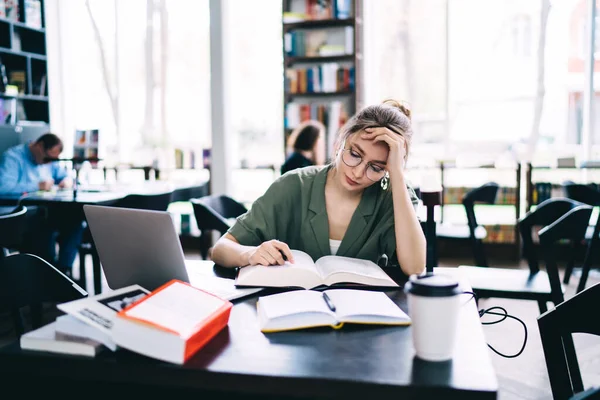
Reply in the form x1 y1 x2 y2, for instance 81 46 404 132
341 147 387 182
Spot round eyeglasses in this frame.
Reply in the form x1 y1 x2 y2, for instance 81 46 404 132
341 148 387 182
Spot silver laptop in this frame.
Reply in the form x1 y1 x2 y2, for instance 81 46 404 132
83 205 261 299
83 205 190 291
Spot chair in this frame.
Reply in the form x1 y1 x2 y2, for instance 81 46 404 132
116 191 174 211
79 191 174 295
437 182 498 267
0 205 28 259
563 182 600 293
190 195 248 259
458 198 592 313
0 253 87 336
538 282 600 400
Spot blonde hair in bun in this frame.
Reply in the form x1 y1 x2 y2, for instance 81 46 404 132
382 99 411 120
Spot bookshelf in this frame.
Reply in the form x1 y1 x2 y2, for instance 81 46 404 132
282 0 362 159
525 163 600 211
0 0 49 125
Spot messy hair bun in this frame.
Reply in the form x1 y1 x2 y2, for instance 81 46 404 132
382 99 411 120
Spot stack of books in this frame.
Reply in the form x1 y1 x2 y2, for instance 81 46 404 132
20 280 233 364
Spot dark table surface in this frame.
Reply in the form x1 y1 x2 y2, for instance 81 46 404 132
0 264 497 399
0 180 209 207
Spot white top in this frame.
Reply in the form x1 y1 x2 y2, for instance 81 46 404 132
329 239 342 255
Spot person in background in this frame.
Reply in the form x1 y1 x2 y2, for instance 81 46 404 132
0 133 82 275
212 99 426 278
281 120 326 175
0 133 72 194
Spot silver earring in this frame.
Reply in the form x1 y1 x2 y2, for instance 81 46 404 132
380 172 389 190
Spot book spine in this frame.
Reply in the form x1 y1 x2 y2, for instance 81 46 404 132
184 302 232 362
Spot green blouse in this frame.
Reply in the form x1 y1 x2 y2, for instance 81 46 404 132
227 165 419 265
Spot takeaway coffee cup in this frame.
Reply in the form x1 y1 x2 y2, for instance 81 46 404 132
404 273 462 362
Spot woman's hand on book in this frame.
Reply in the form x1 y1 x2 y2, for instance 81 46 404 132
244 240 294 266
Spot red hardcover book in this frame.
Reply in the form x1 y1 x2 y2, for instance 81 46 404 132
113 279 232 364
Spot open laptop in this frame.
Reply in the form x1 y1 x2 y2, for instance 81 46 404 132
83 205 261 300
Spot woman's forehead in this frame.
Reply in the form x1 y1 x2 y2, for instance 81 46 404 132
347 133 389 159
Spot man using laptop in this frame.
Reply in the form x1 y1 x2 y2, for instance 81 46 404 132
0 133 83 276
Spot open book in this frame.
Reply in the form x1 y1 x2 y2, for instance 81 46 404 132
57 284 150 351
236 250 399 289
257 289 411 332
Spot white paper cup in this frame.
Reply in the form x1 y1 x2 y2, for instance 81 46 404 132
405 274 462 362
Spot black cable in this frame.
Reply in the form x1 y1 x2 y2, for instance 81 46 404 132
480 306 528 359
461 291 528 359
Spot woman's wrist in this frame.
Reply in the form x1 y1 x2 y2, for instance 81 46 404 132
239 247 254 267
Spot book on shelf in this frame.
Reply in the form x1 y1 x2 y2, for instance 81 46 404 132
113 279 233 365
235 250 399 290
24 0 42 29
257 289 410 333
285 64 354 94
284 28 353 57
20 321 106 357
57 284 150 351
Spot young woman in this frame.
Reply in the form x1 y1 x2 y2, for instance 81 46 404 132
211 99 426 277
280 120 326 175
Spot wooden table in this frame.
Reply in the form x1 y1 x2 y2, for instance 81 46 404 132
0 264 498 399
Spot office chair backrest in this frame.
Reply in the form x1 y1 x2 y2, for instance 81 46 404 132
462 182 499 267
518 197 586 273
116 192 174 211
191 195 247 234
0 253 87 335
0 206 28 256
564 183 600 206
537 282 600 400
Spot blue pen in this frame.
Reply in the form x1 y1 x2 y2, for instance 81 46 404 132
322 292 336 312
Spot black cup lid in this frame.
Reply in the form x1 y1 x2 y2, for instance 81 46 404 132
404 273 461 297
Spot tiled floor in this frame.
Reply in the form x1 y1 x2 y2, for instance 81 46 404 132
1 251 599 399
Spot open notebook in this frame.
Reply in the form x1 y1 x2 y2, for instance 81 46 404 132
257 289 411 332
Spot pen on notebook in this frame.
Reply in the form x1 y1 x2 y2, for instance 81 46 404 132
322 292 336 312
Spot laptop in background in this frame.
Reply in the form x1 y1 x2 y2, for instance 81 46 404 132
83 205 261 300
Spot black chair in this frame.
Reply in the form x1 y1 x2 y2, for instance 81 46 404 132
458 198 592 313
0 205 28 259
0 253 87 336
538 282 600 400
190 195 248 259
80 191 174 295
116 191 174 211
437 182 499 267
563 182 600 293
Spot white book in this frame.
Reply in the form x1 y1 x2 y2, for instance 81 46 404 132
55 314 117 351
257 289 411 332
236 250 399 290
57 285 150 347
113 280 232 365
20 322 105 357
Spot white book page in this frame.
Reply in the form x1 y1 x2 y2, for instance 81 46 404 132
325 289 410 322
236 250 323 289
57 285 149 336
187 273 262 300
258 290 334 320
123 282 225 337
315 256 397 286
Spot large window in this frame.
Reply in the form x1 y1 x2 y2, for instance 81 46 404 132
48 0 211 167
364 0 593 165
